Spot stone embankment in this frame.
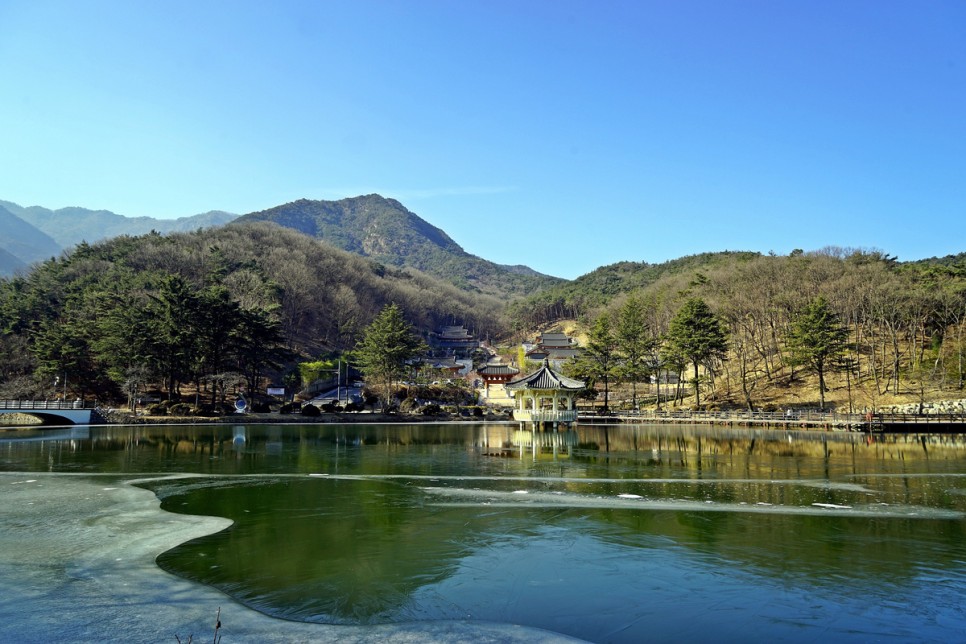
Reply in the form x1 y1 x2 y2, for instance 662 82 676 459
877 399 966 415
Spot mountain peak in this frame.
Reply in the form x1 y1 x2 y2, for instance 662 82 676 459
235 194 560 298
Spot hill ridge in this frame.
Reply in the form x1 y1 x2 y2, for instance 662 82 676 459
234 194 561 298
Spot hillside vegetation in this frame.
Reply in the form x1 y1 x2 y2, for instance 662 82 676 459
546 248 966 413
2 186 966 416
0 223 506 402
236 195 563 298
507 251 759 331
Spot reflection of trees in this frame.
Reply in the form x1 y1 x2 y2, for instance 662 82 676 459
564 425 966 590
9 421 966 622
603 503 966 591
156 479 487 623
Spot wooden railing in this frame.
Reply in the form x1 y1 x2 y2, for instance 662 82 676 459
577 409 966 430
513 409 579 423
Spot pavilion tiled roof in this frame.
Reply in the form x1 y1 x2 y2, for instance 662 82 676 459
506 360 585 391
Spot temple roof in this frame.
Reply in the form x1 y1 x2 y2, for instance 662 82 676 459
537 332 573 348
506 360 585 391
478 364 520 376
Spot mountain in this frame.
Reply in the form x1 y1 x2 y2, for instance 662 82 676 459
0 246 26 276
0 205 62 270
0 222 507 367
0 200 238 249
234 195 563 298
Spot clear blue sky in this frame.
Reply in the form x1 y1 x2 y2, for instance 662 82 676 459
2 1 964 279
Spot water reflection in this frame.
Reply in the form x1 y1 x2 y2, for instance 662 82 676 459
3 422 966 642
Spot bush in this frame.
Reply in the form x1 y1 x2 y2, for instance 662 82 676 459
169 403 193 416
250 401 271 413
421 403 441 416
300 404 321 417
279 402 301 414
145 403 167 416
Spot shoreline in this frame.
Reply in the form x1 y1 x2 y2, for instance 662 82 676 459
0 472 580 643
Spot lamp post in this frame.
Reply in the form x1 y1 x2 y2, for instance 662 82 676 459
54 374 67 405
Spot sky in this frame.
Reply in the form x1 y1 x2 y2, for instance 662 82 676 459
1 1 965 279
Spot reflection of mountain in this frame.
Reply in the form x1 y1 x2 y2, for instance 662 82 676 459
156 478 475 622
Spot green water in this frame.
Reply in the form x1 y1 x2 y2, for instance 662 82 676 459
3 422 966 642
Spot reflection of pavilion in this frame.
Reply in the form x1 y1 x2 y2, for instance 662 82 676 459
506 359 585 430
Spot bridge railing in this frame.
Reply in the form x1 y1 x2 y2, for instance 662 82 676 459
0 400 95 410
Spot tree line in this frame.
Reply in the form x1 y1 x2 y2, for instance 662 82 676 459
3 223 965 415
0 223 506 405
563 249 966 412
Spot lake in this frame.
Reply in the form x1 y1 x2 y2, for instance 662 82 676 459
2 422 965 643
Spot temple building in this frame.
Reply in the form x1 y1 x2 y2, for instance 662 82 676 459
476 361 520 405
428 324 478 358
505 359 585 429
523 330 582 368
536 332 575 349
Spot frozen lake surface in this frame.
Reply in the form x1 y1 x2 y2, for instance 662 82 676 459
0 472 577 643
2 422 965 642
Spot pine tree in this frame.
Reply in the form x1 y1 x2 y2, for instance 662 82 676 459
574 314 619 412
786 297 848 411
664 298 728 407
615 295 656 410
353 304 427 411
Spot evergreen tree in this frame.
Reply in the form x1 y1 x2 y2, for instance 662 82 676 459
232 306 290 395
352 303 427 411
615 295 656 410
574 314 619 412
148 275 203 398
664 298 728 407
786 296 848 410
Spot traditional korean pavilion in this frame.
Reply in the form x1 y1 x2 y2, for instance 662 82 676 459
505 359 585 429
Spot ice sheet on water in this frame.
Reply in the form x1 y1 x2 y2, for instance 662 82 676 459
419 486 963 520
0 472 580 643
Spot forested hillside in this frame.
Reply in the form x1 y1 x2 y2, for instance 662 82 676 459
2 196 964 415
507 251 759 331
0 223 506 402
236 194 563 298
556 248 966 412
